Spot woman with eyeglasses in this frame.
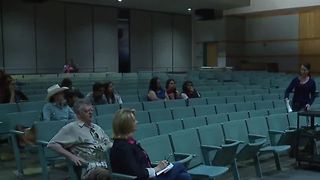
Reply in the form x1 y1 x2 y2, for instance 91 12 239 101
110 109 191 180
285 63 316 112
165 79 180 100
181 81 201 100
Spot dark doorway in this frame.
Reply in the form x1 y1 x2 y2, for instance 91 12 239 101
118 9 130 73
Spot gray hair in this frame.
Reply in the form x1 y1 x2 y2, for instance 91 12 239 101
73 99 91 115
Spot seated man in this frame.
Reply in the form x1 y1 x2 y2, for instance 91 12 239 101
48 99 113 180
85 82 107 106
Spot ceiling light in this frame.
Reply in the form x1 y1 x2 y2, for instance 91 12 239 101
187 8 192 12
118 0 122 2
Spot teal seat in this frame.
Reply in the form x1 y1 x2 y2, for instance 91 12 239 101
134 123 158 140
226 96 245 103
121 95 140 103
165 99 186 108
7 111 41 177
188 98 207 106
0 103 19 115
169 129 229 179
135 111 150 124
222 120 265 178
149 109 173 122
201 92 218 98
139 135 193 166
95 104 120 116
266 114 295 146
287 112 307 128
121 102 143 111
228 111 249 121
142 101 165 110
262 94 280 101
273 100 285 109
269 88 285 94
249 109 269 118
206 97 226 105
18 101 46 112
252 89 269 95
182 116 207 129
193 105 216 117
235 102 255 112
244 95 262 102
255 100 274 110
268 107 287 115
246 117 291 171
236 90 253 96
28 94 46 101
206 113 229 124
35 121 67 180
96 114 114 131
218 90 236 96
157 120 183 134
197 124 240 180
171 107 195 119
215 104 236 114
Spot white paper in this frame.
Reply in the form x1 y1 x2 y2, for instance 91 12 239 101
285 99 293 113
156 163 174 176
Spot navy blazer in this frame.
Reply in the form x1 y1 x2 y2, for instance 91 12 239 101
110 139 152 180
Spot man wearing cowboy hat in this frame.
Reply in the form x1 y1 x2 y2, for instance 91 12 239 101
42 84 76 121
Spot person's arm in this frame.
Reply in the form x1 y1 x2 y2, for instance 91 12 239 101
181 93 188 100
164 92 169 100
48 142 85 166
42 104 51 121
111 146 166 179
284 78 297 99
147 90 158 101
8 82 16 103
67 106 76 120
308 80 316 106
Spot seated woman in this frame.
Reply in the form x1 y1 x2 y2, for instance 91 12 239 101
166 79 180 100
0 74 28 103
42 84 76 121
181 81 201 100
110 109 191 180
147 77 168 101
104 82 123 104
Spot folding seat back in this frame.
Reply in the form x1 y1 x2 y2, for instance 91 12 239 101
149 109 173 122
182 116 207 129
171 107 195 119
157 120 183 135
193 105 216 117
142 101 165 110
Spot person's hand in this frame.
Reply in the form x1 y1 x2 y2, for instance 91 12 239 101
8 81 16 93
154 160 168 173
305 104 311 111
69 154 86 166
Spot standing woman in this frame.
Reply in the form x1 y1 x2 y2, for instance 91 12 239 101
110 109 191 180
285 63 316 112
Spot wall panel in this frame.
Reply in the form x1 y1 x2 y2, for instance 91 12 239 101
3 0 36 74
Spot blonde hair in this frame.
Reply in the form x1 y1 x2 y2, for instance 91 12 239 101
112 108 136 139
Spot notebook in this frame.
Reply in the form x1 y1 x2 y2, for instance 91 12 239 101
156 163 174 176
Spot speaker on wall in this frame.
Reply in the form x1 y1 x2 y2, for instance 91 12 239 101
194 9 223 20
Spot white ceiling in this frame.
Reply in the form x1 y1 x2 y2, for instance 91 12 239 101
57 0 250 14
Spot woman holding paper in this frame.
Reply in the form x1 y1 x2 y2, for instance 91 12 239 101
110 109 191 180
284 63 316 112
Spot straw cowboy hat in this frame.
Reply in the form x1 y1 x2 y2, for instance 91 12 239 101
46 84 69 100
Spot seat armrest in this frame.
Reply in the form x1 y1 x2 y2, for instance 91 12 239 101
248 134 267 143
248 138 266 146
268 130 284 135
225 139 244 144
9 129 25 135
201 145 222 151
173 153 194 166
221 141 241 148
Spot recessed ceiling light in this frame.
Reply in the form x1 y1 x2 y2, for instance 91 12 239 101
118 0 122 2
187 8 192 12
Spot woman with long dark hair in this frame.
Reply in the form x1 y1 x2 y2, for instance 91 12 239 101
165 79 180 100
285 63 316 112
147 77 168 101
104 82 123 104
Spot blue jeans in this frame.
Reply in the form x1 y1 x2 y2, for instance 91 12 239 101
154 162 191 180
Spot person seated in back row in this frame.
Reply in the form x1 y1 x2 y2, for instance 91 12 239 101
85 82 107 106
48 99 113 180
60 78 84 99
181 81 201 100
147 77 169 101
110 109 191 180
165 79 180 100
42 84 76 121
104 82 123 104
